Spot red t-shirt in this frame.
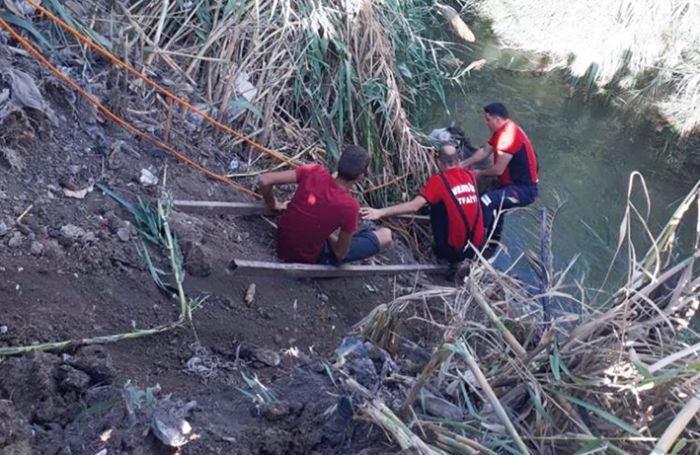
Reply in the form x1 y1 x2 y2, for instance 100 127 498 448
420 168 485 249
488 119 538 186
277 165 359 263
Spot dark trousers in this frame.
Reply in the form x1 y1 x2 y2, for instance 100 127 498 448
481 184 538 242
429 202 476 263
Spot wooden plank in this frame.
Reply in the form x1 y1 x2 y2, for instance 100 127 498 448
174 200 273 216
174 200 429 221
229 259 447 278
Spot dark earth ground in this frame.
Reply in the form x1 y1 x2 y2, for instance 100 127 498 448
0 40 427 454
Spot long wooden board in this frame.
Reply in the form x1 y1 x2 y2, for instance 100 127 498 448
174 200 274 216
174 200 429 221
229 259 447 278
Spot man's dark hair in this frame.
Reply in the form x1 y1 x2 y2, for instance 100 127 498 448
338 145 370 181
437 143 460 166
484 102 510 119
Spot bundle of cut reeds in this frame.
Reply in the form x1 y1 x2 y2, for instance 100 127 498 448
349 175 700 454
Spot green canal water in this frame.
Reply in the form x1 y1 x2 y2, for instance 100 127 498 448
419 25 698 296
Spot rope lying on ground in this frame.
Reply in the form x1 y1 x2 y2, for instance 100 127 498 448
24 0 299 169
0 16 259 198
5 3 418 201
23 0 417 199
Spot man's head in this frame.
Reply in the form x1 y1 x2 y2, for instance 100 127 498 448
483 102 509 133
337 145 370 182
436 143 460 170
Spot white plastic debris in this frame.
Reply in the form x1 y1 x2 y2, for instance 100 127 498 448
63 184 94 199
151 401 198 448
234 72 257 101
229 155 240 173
139 168 158 187
429 127 452 143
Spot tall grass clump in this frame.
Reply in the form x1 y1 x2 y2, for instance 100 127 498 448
17 0 471 202
347 175 700 454
465 0 700 138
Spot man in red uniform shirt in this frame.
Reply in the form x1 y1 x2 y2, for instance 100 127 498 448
461 102 539 242
361 144 486 265
258 145 392 264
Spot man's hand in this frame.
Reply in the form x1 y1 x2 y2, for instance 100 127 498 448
460 145 490 169
273 200 289 211
360 207 383 220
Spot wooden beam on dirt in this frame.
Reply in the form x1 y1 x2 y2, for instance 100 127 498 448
229 259 447 278
174 200 429 221
174 200 274 216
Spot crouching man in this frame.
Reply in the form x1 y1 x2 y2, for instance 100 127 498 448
361 144 488 267
258 145 392 265
461 102 539 243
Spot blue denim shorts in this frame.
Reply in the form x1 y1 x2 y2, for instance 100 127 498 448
317 227 381 265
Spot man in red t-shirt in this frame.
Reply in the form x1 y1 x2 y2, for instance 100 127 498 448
258 145 392 264
361 144 486 265
461 102 539 242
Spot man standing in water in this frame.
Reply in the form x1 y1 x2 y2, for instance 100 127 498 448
361 144 486 268
461 102 539 242
258 145 393 264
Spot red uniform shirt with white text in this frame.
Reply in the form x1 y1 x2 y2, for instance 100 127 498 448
488 119 538 187
420 167 485 250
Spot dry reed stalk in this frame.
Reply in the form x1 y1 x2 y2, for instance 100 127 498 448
451 341 531 454
345 378 446 455
649 341 700 373
650 394 700 455
400 347 452 417
352 0 435 181
434 3 475 43
471 285 527 358
426 424 499 455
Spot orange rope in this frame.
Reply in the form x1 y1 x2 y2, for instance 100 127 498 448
362 172 411 194
24 0 299 168
0 16 259 198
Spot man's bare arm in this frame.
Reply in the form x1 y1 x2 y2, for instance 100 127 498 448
258 170 297 210
460 144 491 168
328 229 353 260
474 152 512 177
360 196 427 220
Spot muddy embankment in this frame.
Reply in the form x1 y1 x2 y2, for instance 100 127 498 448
0 28 424 454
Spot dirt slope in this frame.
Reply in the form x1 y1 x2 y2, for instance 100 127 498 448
0 40 410 454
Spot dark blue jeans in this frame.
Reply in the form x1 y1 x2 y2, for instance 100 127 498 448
481 184 538 242
317 227 381 265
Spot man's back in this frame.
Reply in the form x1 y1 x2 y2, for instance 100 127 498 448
489 119 538 187
421 167 485 251
277 164 359 263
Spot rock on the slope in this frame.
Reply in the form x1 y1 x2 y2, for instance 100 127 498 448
183 241 211 277
29 241 43 256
